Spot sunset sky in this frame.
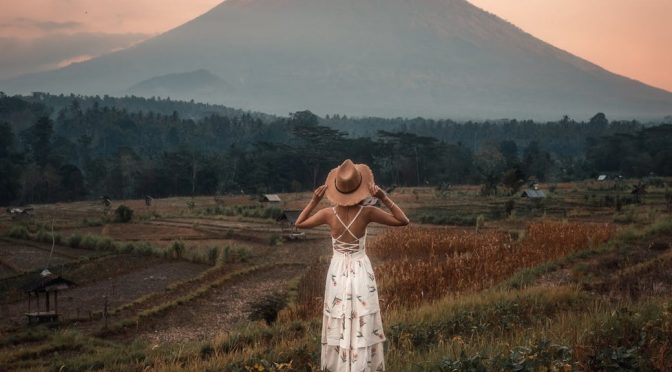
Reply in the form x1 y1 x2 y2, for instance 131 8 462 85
1 0 670 92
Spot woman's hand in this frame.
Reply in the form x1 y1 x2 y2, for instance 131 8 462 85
312 184 327 202
368 182 386 199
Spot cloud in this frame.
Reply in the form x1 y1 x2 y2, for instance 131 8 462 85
0 17 84 32
0 32 150 80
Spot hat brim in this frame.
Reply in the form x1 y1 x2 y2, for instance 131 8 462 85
324 163 374 206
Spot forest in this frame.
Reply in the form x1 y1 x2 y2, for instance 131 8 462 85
1 92 671 205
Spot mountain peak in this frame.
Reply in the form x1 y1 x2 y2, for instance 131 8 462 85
3 0 671 120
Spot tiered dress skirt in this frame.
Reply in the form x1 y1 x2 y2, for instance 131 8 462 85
321 249 385 371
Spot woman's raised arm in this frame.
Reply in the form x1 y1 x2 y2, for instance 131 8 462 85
295 185 330 229
367 183 410 226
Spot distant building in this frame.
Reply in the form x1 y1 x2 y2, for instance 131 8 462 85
22 273 76 324
260 194 282 203
521 189 546 198
276 210 306 240
361 196 381 207
276 210 301 228
597 174 608 181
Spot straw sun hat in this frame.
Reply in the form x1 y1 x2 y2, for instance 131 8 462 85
324 159 374 206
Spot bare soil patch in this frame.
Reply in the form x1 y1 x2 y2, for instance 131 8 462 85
135 264 305 343
2 261 208 329
0 240 72 273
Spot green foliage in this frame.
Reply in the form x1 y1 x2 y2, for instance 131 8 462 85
79 235 101 250
221 245 250 263
504 199 515 216
35 228 60 244
114 205 133 223
492 340 572 371
207 246 219 265
433 351 487 371
171 240 186 258
269 234 284 246
67 233 82 248
8 225 29 240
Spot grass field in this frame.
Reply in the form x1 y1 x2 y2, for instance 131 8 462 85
0 179 671 371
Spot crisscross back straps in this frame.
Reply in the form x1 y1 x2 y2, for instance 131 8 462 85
332 205 364 241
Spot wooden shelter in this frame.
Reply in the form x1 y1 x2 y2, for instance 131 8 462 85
276 210 301 231
261 194 282 203
23 272 75 324
361 196 381 207
276 210 305 240
521 189 546 198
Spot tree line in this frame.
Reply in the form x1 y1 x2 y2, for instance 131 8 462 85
1 94 670 206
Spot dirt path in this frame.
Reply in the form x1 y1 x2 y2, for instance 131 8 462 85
134 264 305 343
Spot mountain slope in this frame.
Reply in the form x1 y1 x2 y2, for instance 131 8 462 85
2 0 671 120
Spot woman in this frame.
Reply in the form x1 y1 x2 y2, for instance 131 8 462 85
295 159 409 372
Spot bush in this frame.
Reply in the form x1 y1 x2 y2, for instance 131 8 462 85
171 240 186 258
114 205 133 223
96 237 115 252
80 235 101 250
221 245 251 263
67 234 82 248
8 225 30 240
121 242 136 254
135 242 155 256
269 234 284 246
504 199 515 216
207 247 219 265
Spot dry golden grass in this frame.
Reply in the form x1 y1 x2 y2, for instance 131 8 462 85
294 220 616 316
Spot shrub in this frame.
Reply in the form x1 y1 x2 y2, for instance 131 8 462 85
8 225 30 240
114 205 133 223
80 235 101 250
67 234 82 248
221 245 251 263
36 228 51 243
135 242 155 256
207 247 219 265
171 240 186 259
121 242 136 254
96 237 115 252
504 199 515 216
269 234 284 246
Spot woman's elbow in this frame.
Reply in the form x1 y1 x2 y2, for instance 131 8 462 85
396 218 410 226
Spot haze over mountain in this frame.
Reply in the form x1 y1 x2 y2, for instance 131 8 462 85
2 0 671 120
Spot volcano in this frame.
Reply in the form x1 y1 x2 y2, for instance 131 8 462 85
3 0 671 120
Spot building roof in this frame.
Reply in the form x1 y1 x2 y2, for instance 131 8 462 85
597 175 608 181
261 194 282 202
361 196 381 206
521 189 546 198
22 274 76 293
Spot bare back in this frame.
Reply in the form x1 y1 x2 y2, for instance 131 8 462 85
328 205 372 243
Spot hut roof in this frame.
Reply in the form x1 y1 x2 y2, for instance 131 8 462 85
23 274 76 293
276 210 301 225
262 194 282 202
361 196 381 206
521 189 546 198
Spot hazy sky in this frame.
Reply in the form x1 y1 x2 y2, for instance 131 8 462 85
0 0 670 92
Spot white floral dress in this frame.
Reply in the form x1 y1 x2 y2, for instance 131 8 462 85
321 206 385 372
